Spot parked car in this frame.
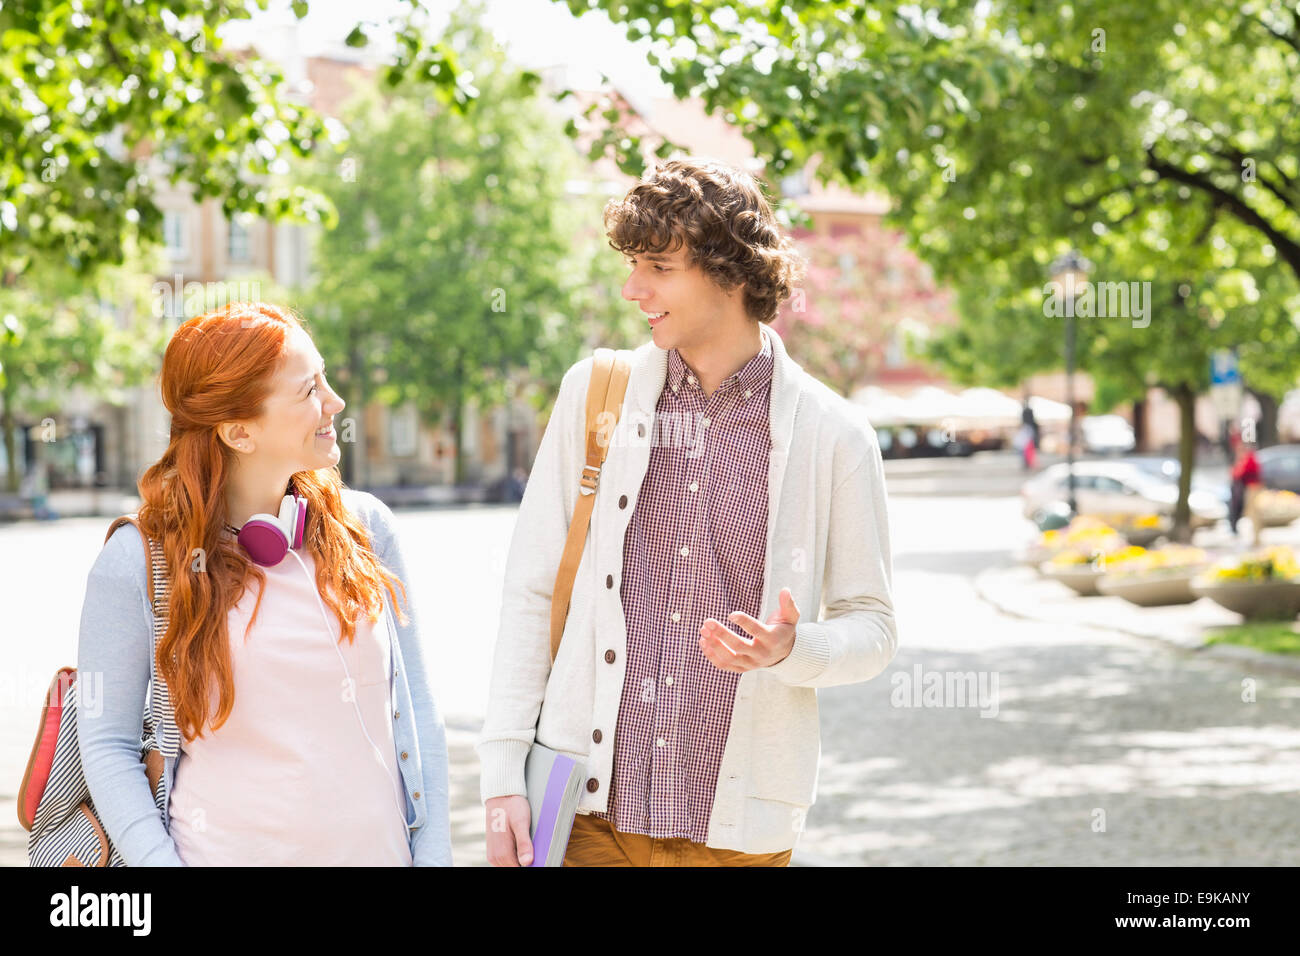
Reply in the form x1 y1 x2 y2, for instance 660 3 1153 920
1021 461 1227 528
1257 444 1300 494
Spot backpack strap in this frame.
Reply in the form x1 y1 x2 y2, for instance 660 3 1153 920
105 514 156 606
104 514 178 761
548 348 632 663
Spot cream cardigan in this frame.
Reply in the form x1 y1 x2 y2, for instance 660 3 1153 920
476 322 898 853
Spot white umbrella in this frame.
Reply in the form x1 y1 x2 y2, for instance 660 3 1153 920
956 387 1026 427
850 385 910 426
900 386 964 425
1028 395 1072 423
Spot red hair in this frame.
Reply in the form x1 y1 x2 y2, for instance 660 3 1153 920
135 302 408 742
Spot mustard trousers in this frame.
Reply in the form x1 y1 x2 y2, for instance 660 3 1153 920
561 812 793 867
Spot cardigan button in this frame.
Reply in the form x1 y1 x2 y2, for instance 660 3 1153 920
586 778 599 793
604 649 616 664
618 494 628 509
592 729 602 743
605 574 613 588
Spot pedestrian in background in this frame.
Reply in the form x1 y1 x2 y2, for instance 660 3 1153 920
1229 435 1264 545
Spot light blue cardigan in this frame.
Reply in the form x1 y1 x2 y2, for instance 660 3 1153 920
75 487 452 866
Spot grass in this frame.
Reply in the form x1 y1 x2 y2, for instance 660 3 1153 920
1204 621 1300 656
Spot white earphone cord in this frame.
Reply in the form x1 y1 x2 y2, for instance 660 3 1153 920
288 549 410 826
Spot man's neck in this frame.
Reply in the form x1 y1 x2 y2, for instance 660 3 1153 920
677 322 765 399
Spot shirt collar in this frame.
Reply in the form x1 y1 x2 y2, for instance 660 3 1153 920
667 325 774 399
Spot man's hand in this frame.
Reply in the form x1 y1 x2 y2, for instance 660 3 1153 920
698 587 800 673
484 795 534 866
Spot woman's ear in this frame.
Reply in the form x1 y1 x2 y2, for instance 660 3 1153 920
218 422 254 454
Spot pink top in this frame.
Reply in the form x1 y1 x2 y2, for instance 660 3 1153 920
168 546 412 866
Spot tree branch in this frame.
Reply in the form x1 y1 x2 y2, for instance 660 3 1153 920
1251 12 1300 55
1144 146 1300 282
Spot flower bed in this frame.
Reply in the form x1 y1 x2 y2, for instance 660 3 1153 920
1190 546 1300 619
1097 545 1210 606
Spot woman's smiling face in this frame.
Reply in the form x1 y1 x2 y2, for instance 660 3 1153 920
229 325 346 471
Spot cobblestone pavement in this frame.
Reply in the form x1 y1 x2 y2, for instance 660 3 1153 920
3 485 1297 866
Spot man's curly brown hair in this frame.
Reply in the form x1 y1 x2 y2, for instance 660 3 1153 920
603 158 806 324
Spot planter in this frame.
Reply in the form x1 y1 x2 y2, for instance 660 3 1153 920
1039 562 1106 596
1189 576 1300 620
1121 526 1166 548
1098 569 1202 607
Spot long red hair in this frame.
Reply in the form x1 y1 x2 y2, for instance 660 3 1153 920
135 302 408 742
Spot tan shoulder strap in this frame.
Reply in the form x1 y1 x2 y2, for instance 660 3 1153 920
548 349 632 663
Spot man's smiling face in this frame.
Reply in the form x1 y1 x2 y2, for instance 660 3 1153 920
620 243 743 352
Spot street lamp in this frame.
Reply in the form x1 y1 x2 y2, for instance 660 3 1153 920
1049 249 1093 515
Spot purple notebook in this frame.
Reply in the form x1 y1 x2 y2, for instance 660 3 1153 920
524 743 586 867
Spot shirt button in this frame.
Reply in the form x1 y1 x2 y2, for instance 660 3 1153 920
413 792 421 800
586 778 600 793
665 676 673 686
618 494 628 509
394 711 400 719
636 423 645 438
592 729 602 743
679 546 689 557
688 375 696 385
671 612 681 622
745 389 753 398
604 649 616 664
688 481 698 492
656 738 666 747
701 417 710 427
401 751 409 760
606 574 614 589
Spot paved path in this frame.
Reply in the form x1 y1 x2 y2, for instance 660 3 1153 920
3 484 1297 865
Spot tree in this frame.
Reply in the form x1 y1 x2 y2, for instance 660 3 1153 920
566 0 1300 538
0 0 472 277
772 222 953 398
297 3 638 486
0 250 163 492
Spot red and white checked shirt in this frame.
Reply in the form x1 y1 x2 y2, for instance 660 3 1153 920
589 332 774 842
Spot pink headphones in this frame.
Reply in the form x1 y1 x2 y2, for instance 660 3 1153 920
225 484 307 567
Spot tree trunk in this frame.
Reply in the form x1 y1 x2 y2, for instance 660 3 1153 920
452 360 465 486
2 386 17 494
1131 396 1147 452
1172 383 1196 543
1247 386 1279 448
340 346 367 488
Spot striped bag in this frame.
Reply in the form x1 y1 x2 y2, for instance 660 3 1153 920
18 515 177 866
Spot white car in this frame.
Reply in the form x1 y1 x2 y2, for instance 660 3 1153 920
1021 461 1227 528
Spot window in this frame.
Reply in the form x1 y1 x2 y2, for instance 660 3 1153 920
163 210 186 257
389 403 417 458
228 216 250 262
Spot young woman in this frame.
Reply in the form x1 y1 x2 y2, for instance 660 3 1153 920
77 302 451 865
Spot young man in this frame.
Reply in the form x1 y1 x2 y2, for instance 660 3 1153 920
478 157 898 866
